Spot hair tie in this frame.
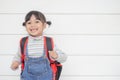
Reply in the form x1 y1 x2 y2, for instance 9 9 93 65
46 21 52 26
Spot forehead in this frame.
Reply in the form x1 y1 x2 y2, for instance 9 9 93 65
29 15 38 20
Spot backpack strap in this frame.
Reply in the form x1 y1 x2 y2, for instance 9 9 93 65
44 36 62 80
45 36 62 65
45 36 54 62
46 37 53 51
20 37 28 71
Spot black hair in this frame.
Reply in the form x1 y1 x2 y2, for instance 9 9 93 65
22 11 51 26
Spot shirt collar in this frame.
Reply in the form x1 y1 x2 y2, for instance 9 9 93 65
29 35 44 41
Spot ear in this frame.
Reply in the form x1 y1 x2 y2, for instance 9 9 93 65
43 23 47 29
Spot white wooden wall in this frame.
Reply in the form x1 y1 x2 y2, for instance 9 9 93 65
0 0 120 80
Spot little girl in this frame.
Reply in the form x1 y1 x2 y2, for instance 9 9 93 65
11 10 67 80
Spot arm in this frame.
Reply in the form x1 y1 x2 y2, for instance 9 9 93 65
49 45 67 63
11 46 21 70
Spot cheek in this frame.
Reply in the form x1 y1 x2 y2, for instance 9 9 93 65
41 25 46 30
25 27 30 32
25 26 30 29
38 25 45 30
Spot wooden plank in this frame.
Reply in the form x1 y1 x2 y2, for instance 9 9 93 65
0 0 120 13
0 14 120 34
0 35 120 55
60 76 120 80
1 56 120 75
0 76 19 80
0 76 120 80
62 56 120 75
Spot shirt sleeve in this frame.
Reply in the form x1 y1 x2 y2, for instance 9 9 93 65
53 45 67 63
12 44 21 64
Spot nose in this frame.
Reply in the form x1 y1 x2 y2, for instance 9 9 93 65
31 22 36 27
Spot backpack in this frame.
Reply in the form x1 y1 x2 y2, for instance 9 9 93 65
20 36 62 80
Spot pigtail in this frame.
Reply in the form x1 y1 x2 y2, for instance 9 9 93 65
46 21 52 26
22 22 26 26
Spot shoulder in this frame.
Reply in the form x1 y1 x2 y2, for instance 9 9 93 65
44 36 54 40
19 36 28 43
22 36 28 39
44 36 52 38
44 36 55 46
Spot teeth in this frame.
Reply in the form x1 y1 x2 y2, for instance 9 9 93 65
30 29 38 32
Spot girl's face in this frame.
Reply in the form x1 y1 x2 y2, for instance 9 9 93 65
25 15 46 37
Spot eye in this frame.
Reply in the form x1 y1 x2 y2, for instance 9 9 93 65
26 21 31 25
35 20 40 23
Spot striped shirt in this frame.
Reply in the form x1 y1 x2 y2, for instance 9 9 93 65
27 36 44 57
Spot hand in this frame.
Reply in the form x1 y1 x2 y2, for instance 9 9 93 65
49 51 58 59
11 61 19 70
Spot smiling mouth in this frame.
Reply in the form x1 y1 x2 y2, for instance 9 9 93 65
30 28 38 32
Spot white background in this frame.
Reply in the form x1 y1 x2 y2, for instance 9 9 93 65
0 0 120 80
